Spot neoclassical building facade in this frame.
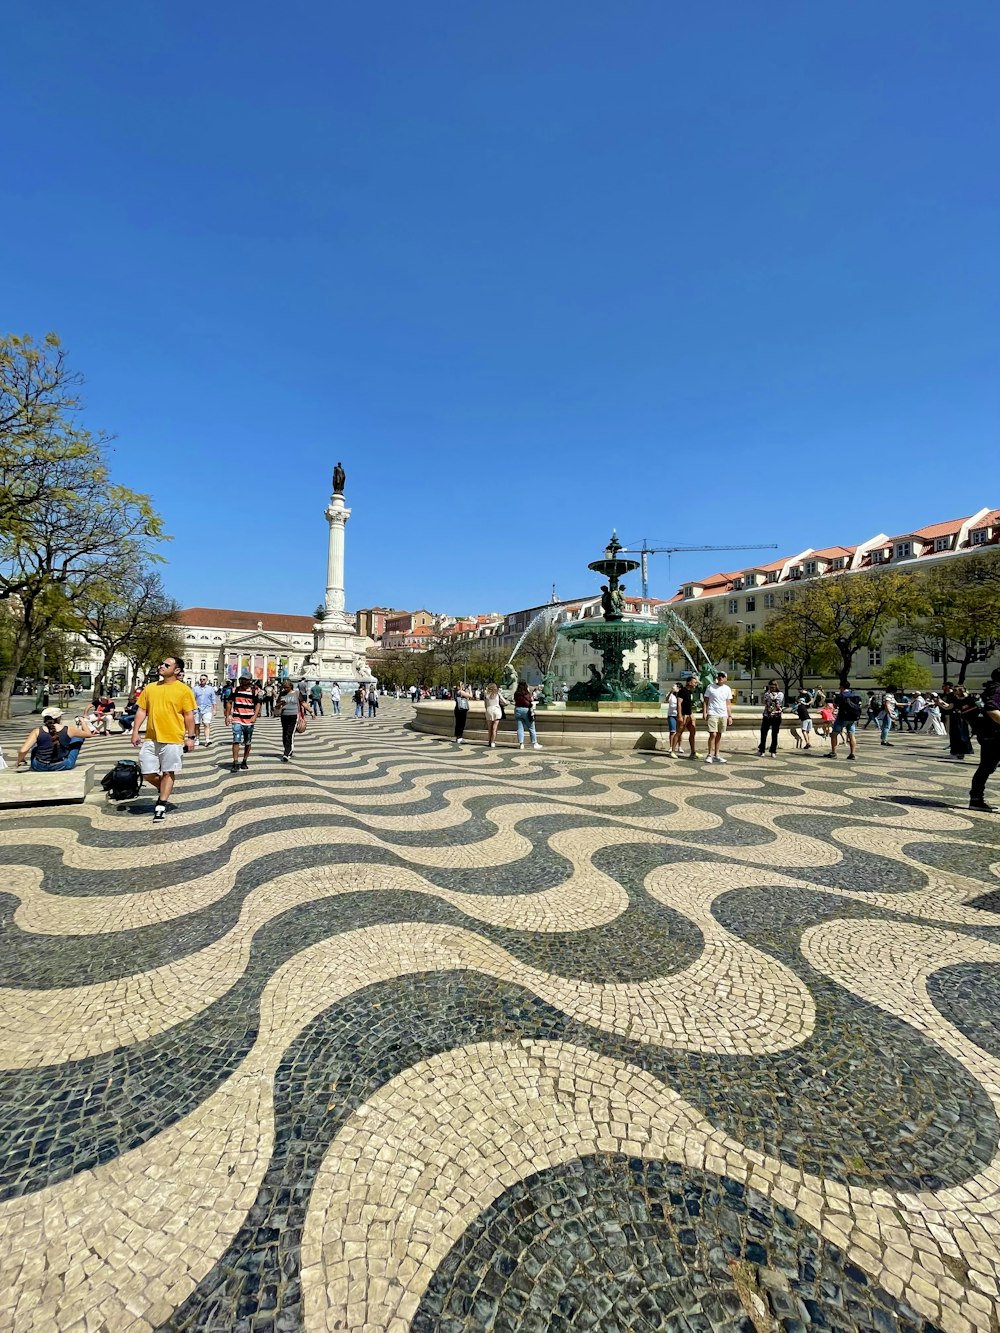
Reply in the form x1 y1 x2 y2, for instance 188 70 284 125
175 607 318 684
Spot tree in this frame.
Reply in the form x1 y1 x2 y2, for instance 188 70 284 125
670 602 741 667
776 571 926 688
72 565 177 697
895 550 1000 685
0 333 94 541
429 632 466 687
0 336 165 717
874 654 934 695
744 614 838 698
466 646 510 689
122 611 185 694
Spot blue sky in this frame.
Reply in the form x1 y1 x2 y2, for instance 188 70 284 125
4 2 998 615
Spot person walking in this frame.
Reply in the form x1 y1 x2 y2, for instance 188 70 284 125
757 680 784 757
925 693 947 737
193 674 216 747
863 692 880 729
823 682 863 760
483 682 504 748
130 655 197 821
676 673 699 759
261 681 275 718
791 693 813 750
225 672 260 772
276 678 304 761
331 682 341 715
513 679 542 749
367 684 379 718
878 691 898 746
453 681 472 745
942 685 975 761
665 682 680 757
969 683 1000 812
702 670 733 764
309 680 324 716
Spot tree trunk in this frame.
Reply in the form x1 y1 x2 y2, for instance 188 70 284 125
837 644 853 688
0 622 35 721
957 654 971 686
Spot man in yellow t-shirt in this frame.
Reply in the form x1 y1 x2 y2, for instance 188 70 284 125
131 656 197 822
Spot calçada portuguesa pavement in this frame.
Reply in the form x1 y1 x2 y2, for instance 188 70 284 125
0 700 999 1331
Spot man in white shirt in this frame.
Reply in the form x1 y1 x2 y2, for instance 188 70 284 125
702 670 734 764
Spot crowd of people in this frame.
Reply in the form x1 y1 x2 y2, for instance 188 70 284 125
659 671 1000 809
11 661 1000 817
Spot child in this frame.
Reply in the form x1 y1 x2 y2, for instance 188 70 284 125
818 701 835 739
791 694 813 749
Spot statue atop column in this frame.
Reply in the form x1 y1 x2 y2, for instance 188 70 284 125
332 461 346 495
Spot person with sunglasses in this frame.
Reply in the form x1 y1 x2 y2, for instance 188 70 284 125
131 655 197 821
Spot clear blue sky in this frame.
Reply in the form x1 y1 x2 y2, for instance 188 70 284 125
4 3 998 615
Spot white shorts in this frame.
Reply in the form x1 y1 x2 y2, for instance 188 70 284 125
196 708 214 725
800 718 812 732
139 740 184 775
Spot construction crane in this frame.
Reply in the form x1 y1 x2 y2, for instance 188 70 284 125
618 540 779 600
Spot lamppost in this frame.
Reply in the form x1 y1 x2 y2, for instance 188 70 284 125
734 620 754 706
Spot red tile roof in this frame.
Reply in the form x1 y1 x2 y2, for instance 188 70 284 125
178 607 316 633
809 546 855 560
970 510 1000 530
910 517 968 540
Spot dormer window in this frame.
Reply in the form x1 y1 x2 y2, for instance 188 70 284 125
934 536 951 552
790 566 802 579
744 573 757 588
732 578 743 591
683 585 694 598
972 528 987 545
804 560 817 577
832 557 846 570
765 571 778 584
896 542 911 559
871 550 885 564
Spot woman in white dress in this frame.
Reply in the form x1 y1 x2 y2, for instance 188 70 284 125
925 694 947 736
483 682 505 748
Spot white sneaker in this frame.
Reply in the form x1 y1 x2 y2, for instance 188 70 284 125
518 742 524 749
532 742 543 749
716 756 728 763
456 738 464 745
489 742 495 748
705 755 715 764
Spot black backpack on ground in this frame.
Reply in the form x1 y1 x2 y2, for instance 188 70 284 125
101 759 143 801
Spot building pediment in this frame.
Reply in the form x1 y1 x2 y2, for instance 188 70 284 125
225 629 308 651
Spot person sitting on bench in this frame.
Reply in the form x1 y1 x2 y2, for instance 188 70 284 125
15 707 94 772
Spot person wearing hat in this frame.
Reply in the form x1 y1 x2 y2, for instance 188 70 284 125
225 671 261 773
16 707 94 772
676 673 699 759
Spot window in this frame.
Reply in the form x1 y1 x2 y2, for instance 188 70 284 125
765 571 778 584
896 542 911 559
683 586 693 598
804 560 817 577
745 596 756 613
832 557 846 570
783 590 793 603
790 566 802 579
744 573 757 588
732 578 744 591
870 550 885 564
764 593 776 609
972 528 987 545
934 536 951 552
972 639 989 661
728 599 738 614
868 646 882 667
200 660 206 671
931 649 942 664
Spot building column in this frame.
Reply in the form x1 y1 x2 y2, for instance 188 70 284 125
324 492 351 616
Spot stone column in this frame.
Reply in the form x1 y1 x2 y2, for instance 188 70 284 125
324 492 351 617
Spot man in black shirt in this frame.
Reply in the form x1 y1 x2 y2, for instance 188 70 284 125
677 673 699 760
970 683 1000 812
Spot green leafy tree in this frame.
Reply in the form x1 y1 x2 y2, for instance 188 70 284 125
776 571 926 688
429 632 465 688
123 612 185 694
72 565 177 698
895 550 1000 685
466 646 510 690
0 336 165 717
874 654 934 694
743 615 838 698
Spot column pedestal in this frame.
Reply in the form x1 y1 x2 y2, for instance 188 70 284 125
303 484 373 689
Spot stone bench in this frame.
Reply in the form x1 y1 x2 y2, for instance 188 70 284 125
0 765 95 808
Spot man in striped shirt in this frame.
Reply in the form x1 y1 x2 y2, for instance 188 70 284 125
225 672 260 773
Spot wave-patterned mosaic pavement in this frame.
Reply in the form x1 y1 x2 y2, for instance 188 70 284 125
1 700 999 1332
